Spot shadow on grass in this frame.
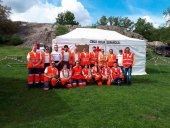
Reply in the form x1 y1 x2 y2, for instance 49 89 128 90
0 77 71 127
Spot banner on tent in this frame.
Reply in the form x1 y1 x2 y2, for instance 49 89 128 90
89 40 120 44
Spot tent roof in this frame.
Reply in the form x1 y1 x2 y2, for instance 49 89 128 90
55 28 144 42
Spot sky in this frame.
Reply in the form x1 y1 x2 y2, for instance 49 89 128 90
2 0 170 27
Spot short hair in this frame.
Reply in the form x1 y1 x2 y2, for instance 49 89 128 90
64 45 68 48
93 46 96 48
119 49 123 52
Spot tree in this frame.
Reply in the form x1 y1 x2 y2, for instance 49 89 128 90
99 16 108 25
55 25 69 36
163 7 170 27
108 16 114 26
56 11 79 25
134 18 155 41
0 1 17 35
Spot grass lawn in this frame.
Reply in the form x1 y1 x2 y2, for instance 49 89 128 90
0 46 170 128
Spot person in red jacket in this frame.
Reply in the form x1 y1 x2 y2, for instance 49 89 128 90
60 64 72 89
110 62 122 86
43 61 59 90
122 47 135 85
90 46 98 67
106 49 117 68
72 61 84 87
91 62 102 86
82 64 92 84
27 43 42 89
101 63 111 85
79 48 90 68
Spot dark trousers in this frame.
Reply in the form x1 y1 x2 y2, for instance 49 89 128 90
124 67 132 83
54 61 62 71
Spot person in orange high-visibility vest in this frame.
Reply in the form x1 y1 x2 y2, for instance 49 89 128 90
60 64 72 89
106 49 117 68
90 46 98 67
110 62 122 86
98 49 106 68
82 64 92 84
43 61 59 90
44 46 51 69
62 45 72 69
79 48 90 68
91 62 102 86
72 61 85 87
122 47 135 85
101 62 111 85
27 44 42 89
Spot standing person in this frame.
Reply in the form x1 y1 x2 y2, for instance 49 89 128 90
43 61 59 90
110 62 122 86
27 44 42 88
82 64 92 84
72 61 84 87
79 48 90 68
51 44 62 71
98 49 106 68
106 49 117 68
44 46 51 69
62 45 72 69
60 64 72 89
71 47 80 66
117 49 124 74
90 46 98 67
101 62 111 85
91 62 102 86
122 47 135 85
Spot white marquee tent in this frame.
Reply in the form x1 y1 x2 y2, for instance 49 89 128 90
52 28 147 75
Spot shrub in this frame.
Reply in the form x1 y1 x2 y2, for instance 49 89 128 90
8 36 23 46
55 25 69 36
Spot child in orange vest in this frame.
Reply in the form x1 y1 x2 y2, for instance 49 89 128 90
91 62 102 86
101 63 111 85
60 64 72 88
82 64 92 85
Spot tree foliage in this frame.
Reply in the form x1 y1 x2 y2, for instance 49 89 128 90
98 16 108 25
55 25 69 36
56 11 79 25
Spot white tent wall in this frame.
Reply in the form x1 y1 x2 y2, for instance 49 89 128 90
52 28 147 75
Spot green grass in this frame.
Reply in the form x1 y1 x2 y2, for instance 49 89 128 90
0 46 170 128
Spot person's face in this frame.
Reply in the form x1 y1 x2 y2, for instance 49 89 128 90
54 46 58 51
83 48 86 52
74 48 78 53
114 63 117 67
32 45 37 51
85 65 88 68
63 65 67 69
52 63 55 67
104 63 107 67
45 48 49 53
101 50 104 54
109 50 113 54
93 47 96 52
119 51 122 54
76 62 79 66
65 47 68 51
125 48 130 53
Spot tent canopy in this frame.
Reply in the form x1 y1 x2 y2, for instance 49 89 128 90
53 28 147 75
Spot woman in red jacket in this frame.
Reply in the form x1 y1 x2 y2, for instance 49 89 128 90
91 62 102 86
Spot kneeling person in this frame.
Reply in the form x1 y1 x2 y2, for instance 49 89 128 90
44 62 59 90
82 64 92 84
91 62 102 86
111 62 122 86
101 63 111 85
60 64 72 88
72 61 85 87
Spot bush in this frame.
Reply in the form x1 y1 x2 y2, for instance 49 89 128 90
8 36 23 46
55 25 69 36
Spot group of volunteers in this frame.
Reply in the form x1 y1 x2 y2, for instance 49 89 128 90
27 43 135 90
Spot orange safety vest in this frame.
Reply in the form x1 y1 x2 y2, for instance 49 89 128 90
98 54 106 67
72 66 84 79
101 67 110 76
27 51 41 68
106 54 117 67
82 68 90 76
90 52 98 65
111 67 121 79
80 52 90 66
122 53 134 67
44 66 58 82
